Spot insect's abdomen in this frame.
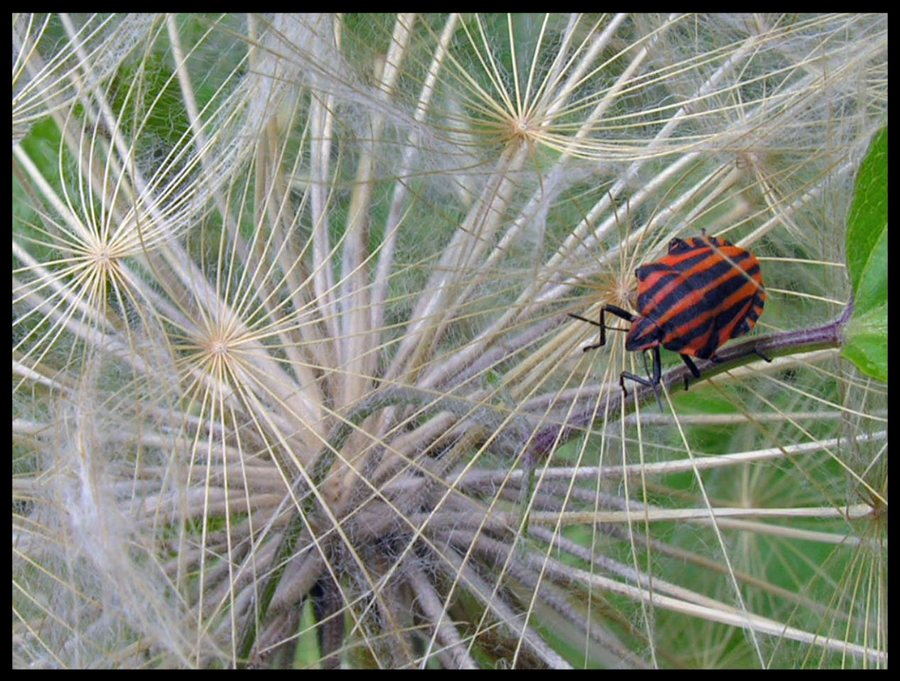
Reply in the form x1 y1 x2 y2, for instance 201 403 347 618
633 238 766 359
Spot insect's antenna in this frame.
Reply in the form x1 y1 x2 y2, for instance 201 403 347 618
567 312 629 332
567 312 600 327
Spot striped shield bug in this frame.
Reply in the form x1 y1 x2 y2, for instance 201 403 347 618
569 234 768 401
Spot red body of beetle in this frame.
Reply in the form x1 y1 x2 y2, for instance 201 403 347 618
569 234 767 396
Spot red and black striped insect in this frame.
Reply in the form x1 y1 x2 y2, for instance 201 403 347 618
569 234 768 399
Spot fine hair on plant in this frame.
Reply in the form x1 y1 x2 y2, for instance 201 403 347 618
13 13 887 669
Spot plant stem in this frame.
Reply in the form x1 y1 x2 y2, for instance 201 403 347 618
529 300 854 461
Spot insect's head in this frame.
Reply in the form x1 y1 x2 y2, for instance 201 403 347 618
624 314 663 352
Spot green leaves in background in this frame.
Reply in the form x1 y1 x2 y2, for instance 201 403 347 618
843 127 887 382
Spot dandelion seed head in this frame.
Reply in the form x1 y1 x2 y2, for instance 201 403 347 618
13 13 887 669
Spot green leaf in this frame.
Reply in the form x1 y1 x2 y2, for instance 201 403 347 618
842 127 887 381
846 127 887 305
845 304 887 383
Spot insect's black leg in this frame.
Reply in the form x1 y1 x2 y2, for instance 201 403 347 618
651 344 662 385
619 346 663 411
753 348 772 363
568 304 635 352
598 307 609 348
596 305 637 350
618 370 651 397
649 345 664 411
567 312 606 351
680 354 701 390
602 304 638 323
680 347 771 390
